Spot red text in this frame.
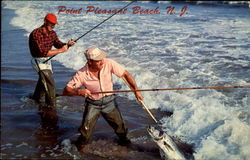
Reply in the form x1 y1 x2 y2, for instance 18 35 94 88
86 6 127 14
132 6 160 14
58 6 82 14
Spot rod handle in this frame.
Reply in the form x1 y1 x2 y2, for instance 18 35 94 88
138 100 158 124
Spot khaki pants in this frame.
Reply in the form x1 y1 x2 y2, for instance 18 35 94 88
32 69 56 107
78 95 128 144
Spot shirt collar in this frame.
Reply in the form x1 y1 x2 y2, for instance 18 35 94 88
38 25 52 36
85 60 106 76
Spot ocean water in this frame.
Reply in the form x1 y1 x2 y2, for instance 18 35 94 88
1 1 250 160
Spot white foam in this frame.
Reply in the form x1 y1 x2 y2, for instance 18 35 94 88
16 142 28 148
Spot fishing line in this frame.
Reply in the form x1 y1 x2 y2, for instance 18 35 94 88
43 1 135 63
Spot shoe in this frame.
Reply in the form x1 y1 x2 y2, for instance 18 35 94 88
75 142 85 152
75 136 87 152
118 137 131 146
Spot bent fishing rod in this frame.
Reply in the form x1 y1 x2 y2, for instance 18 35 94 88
57 85 250 97
44 1 135 64
57 85 249 123
91 85 250 94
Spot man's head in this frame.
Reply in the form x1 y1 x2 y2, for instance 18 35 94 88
84 47 107 61
84 47 107 71
44 13 58 31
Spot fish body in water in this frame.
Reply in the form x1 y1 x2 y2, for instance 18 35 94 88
147 126 186 160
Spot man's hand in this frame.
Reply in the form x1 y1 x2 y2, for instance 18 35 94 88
67 39 76 47
63 86 91 97
77 89 91 97
135 91 143 101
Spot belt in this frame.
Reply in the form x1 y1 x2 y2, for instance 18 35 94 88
85 95 115 106
31 57 52 72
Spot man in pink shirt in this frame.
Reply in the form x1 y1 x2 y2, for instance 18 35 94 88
63 46 143 151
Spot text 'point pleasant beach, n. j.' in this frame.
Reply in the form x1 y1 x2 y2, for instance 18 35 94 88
57 5 189 17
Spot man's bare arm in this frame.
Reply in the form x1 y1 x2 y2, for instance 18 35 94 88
63 86 91 97
122 70 143 101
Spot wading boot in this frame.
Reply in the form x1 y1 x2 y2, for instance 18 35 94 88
75 136 87 152
118 135 131 146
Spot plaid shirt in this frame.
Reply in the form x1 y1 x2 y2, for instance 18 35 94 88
29 25 65 57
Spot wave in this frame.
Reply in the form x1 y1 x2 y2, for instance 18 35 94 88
163 1 250 8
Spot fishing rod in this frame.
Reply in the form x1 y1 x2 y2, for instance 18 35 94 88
57 85 250 97
57 85 249 122
44 1 135 63
139 99 158 123
121 77 159 124
91 85 250 94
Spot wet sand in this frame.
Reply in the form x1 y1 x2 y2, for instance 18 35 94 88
2 89 194 159
1 93 164 159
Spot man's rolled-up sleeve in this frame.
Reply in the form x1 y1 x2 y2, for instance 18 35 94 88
66 72 83 89
53 32 65 49
110 59 126 78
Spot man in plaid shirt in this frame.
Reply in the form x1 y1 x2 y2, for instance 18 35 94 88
29 13 75 114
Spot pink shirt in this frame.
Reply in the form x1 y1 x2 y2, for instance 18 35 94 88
66 58 126 100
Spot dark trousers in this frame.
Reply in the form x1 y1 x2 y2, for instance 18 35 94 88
78 96 128 144
33 69 56 107
33 69 58 130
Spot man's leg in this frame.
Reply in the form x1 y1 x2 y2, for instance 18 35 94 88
32 72 45 103
34 70 58 130
102 100 130 145
77 103 101 149
38 104 58 130
41 70 56 107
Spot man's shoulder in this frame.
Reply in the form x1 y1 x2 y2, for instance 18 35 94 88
33 27 42 33
104 58 118 64
105 58 123 67
30 27 42 37
74 65 90 80
77 65 88 74
49 30 57 36
104 58 125 72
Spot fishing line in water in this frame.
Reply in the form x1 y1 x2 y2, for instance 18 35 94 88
44 1 135 63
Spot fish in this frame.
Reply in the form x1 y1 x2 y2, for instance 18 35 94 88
147 125 186 160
